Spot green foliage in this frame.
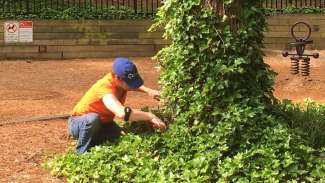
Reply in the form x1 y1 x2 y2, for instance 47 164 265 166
0 6 151 20
46 0 325 182
262 6 325 16
45 135 161 183
277 99 325 149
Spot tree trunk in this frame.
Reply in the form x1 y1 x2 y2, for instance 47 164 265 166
204 0 244 31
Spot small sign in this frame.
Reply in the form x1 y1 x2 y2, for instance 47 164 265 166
4 21 19 43
4 21 33 43
19 21 33 43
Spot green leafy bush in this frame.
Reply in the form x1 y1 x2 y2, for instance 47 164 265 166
277 99 325 149
0 6 151 20
262 6 325 16
45 1 325 182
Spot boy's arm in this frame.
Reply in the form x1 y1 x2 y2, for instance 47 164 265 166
102 94 166 129
136 85 160 101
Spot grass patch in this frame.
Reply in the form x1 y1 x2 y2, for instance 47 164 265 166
278 99 325 149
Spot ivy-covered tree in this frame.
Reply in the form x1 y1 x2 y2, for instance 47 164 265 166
47 0 325 182
152 0 325 182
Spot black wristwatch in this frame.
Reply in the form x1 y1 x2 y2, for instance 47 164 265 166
124 107 132 121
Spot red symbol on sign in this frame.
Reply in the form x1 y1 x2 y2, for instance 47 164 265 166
7 24 17 33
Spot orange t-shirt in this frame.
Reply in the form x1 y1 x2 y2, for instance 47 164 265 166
72 73 127 123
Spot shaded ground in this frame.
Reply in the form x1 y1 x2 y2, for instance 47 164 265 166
0 53 324 183
0 120 68 183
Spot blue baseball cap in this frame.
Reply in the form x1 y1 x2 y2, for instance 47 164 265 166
113 58 144 89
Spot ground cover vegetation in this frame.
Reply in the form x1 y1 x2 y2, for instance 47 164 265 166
45 0 325 182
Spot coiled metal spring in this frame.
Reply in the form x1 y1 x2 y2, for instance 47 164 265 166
301 58 310 76
290 58 299 75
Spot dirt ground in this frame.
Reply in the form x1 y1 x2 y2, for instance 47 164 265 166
0 53 324 183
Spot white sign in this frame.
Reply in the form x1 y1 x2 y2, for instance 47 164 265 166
4 21 33 43
19 21 33 43
4 21 19 43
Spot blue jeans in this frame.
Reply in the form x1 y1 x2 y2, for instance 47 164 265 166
68 113 122 154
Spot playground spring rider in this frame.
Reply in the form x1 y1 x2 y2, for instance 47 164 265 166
282 22 319 76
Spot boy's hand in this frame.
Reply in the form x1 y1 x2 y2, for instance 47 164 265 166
149 115 167 130
148 90 160 101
